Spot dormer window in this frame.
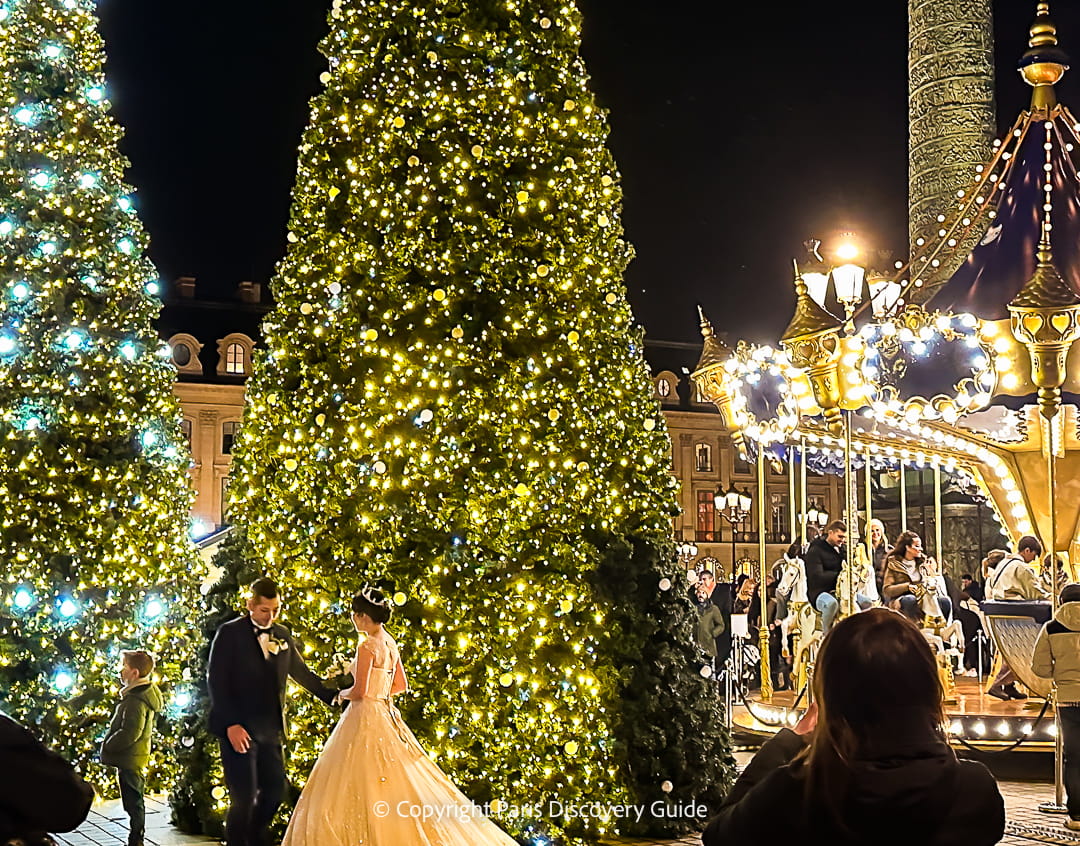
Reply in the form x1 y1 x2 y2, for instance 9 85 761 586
166 333 203 375
216 333 255 377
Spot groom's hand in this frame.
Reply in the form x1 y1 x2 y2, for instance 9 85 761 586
227 724 251 754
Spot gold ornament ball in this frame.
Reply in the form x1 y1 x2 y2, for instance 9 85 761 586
433 288 447 302
319 72 331 84
567 331 579 344
284 458 298 472
211 786 226 800
516 190 529 203
540 17 552 28
548 409 559 422
451 326 464 339
471 145 483 157
392 116 405 129
605 293 617 305
564 740 579 755
559 599 573 613
328 187 340 200
537 265 549 277
499 672 514 687
392 591 407 606
514 483 529 497
315 413 326 427
300 303 313 315
644 418 656 431
407 155 420 167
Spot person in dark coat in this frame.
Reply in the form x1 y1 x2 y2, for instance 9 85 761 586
0 711 94 844
100 650 163 846
208 577 339 846
702 608 1005 846
697 570 731 669
804 520 870 631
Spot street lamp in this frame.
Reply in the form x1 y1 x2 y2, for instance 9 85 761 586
805 504 829 530
868 276 904 319
676 538 699 567
832 262 866 322
715 482 752 576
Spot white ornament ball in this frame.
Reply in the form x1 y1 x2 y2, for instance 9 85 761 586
659 577 672 591
661 780 674 793
699 665 713 678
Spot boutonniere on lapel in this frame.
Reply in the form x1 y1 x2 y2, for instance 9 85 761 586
265 635 289 656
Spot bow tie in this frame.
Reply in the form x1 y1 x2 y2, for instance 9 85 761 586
253 625 272 637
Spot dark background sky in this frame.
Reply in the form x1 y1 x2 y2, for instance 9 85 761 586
96 1 1080 344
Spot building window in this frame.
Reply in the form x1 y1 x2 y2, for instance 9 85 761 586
657 378 671 398
221 476 231 524
180 419 193 448
173 343 191 367
167 333 203 375
216 333 255 377
770 492 789 543
695 443 712 472
222 421 238 455
696 490 717 543
733 450 751 476
225 343 246 375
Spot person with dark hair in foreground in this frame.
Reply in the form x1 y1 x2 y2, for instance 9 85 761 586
207 577 338 846
702 608 1005 845
282 587 518 845
0 711 94 845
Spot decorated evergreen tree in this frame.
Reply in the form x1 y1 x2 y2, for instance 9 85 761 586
177 0 732 840
0 0 200 793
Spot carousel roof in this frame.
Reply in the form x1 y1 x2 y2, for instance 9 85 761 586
692 2 1080 553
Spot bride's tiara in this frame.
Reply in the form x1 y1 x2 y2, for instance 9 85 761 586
360 585 388 607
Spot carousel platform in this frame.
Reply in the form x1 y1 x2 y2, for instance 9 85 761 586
735 676 1056 751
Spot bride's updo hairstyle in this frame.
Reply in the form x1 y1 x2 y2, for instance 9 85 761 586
351 587 391 625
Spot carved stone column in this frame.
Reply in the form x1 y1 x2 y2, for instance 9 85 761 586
909 0 995 283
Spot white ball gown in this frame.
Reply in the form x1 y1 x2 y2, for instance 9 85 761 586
282 631 519 846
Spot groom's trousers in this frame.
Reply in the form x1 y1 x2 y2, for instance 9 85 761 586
219 737 285 846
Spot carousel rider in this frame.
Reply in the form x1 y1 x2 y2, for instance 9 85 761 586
986 536 1048 602
804 520 872 632
881 531 952 622
868 518 892 601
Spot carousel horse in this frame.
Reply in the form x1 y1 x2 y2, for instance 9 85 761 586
836 544 878 613
775 551 817 694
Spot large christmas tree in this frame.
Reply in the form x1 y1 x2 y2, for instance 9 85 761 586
177 0 732 841
0 0 200 793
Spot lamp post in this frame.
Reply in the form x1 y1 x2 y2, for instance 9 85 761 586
676 538 699 568
715 483 752 578
831 262 866 323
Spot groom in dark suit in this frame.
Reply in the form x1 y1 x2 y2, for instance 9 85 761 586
208 577 337 846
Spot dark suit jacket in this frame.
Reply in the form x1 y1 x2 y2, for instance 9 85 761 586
804 537 844 606
207 615 335 741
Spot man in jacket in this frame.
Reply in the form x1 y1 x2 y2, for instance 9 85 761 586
987 536 1048 601
208 577 338 846
1032 583 1080 830
804 521 870 631
694 583 726 668
0 711 93 844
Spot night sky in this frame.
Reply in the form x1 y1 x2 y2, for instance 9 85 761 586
96 1 1080 344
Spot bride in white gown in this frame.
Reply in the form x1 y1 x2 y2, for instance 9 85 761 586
282 587 518 846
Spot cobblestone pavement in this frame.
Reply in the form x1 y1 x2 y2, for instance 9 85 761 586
52 782 1080 846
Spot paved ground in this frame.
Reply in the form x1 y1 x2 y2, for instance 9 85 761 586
52 781 1080 846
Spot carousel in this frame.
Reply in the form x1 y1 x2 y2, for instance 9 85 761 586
693 0 1080 802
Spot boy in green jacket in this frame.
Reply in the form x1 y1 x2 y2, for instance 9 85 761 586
99 650 163 846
